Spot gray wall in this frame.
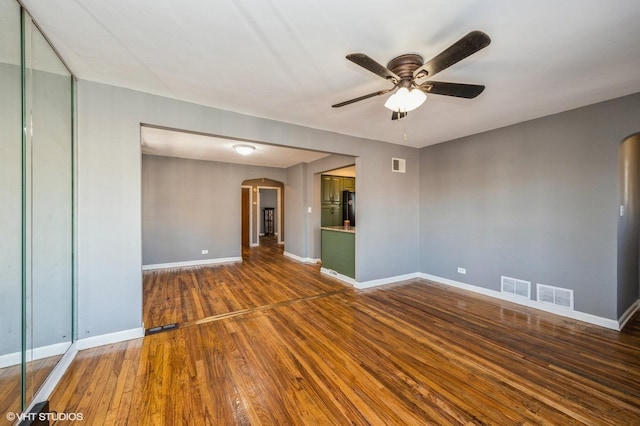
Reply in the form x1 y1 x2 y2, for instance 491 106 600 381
356 143 420 281
142 155 286 265
618 133 640 314
260 188 277 209
1 64 73 354
0 62 22 355
420 93 640 320
30 68 73 349
259 188 278 234
77 79 421 338
79 75 638 338
305 154 357 261
284 163 307 258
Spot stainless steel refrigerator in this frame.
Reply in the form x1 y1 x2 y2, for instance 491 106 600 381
342 190 355 226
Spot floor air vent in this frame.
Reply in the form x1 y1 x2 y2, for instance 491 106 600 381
537 284 574 310
501 276 531 299
146 323 179 335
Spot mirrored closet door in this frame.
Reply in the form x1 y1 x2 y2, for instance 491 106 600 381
0 0 75 421
0 0 24 420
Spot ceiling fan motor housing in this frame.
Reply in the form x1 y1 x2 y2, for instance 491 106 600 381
386 54 424 81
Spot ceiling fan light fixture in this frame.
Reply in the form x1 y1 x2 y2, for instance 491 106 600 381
233 144 255 155
384 87 426 112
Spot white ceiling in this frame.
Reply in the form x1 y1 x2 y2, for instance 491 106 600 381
22 0 640 149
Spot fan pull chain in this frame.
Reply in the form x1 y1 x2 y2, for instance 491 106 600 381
396 108 407 142
392 108 409 143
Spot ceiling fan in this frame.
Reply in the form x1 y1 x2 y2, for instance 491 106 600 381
332 31 491 120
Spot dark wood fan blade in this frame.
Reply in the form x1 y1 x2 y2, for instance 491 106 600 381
413 31 491 80
346 53 400 83
418 81 485 98
332 87 395 108
391 111 408 120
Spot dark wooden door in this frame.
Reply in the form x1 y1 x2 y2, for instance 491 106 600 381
242 187 250 247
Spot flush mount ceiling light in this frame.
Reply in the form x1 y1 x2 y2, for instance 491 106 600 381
233 144 255 155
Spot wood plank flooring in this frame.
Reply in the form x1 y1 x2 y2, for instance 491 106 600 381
49 238 640 425
0 355 63 426
143 237 344 329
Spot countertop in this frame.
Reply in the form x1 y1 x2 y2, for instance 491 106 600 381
321 226 355 234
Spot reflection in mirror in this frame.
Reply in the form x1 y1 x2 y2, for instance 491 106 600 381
0 0 24 422
0 2 75 417
23 15 74 405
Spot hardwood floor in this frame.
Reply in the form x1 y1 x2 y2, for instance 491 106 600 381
0 355 63 426
49 240 640 425
0 364 21 426
143 236 344 329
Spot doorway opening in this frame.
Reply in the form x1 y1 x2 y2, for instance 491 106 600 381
140 124 354 328
241 178 284 249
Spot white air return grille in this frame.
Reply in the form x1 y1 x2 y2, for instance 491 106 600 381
501 276 531 299
392 158 406 173
537 284 574 310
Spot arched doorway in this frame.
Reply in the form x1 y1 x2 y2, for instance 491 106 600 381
618 133 640 317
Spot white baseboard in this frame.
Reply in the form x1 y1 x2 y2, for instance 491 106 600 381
283 251 320 264
19 327 144 416
316 270 419 290
0 327 146 368
31 342 71 364
0 341 72 369
419 273 621 331
76 327 145 350
320 267 357 286
142 257 242 271
0 351 20 369
618 299 640 330
25 342 78 414
355 272 421 290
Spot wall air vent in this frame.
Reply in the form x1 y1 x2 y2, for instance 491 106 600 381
501 276 531 299
537 284 574 310
392 158 406 173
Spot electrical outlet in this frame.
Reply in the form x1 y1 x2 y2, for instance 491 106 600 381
201 249 208 254
457 267 466 274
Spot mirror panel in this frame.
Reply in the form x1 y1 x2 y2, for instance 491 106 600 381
0 1 75 416
23 14 74 404
0 0 25 422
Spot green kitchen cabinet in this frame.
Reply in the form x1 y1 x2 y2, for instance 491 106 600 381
342 177 355 192
321 205 342 227
321 229 355 279
321 175 342 204
321 174 356 226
